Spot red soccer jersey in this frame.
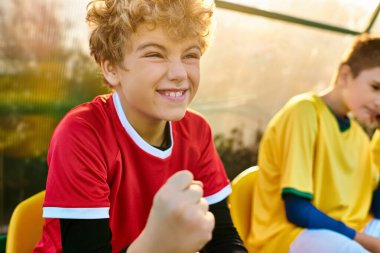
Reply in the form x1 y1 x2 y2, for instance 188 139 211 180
34 93 231 253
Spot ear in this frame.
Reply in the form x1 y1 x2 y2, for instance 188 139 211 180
336 64 353 87
101 60 120 87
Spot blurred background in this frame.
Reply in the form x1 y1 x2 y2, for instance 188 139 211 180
1 0 380 243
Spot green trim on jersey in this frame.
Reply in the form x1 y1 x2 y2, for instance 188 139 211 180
326 106 351 132
249 92 374 253
282 187 313 200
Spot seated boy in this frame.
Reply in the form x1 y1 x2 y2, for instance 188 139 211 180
33 0 247 252
248 34 380 253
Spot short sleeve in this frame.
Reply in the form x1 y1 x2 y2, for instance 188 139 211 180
191 117 231 205
279 100 318 199
43 114 110 219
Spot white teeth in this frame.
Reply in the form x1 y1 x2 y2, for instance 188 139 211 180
164 91 183 97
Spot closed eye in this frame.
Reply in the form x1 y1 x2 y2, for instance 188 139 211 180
184 53 200 59
144 53 164 58
371 84 380 91
144 52 163 58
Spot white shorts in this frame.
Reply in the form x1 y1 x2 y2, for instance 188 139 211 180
289 219 380 253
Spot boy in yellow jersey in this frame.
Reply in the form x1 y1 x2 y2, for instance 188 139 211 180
248 34 380 253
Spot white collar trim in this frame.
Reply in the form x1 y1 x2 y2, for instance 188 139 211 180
112 92 173 159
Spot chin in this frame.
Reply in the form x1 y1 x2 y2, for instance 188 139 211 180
164 110 187 122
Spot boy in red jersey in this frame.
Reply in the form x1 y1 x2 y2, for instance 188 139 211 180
33 0 247 252
248 34 380 253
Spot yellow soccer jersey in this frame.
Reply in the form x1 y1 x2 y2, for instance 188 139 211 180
247 92 377 253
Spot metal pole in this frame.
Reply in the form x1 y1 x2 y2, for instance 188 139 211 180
215 0 361 36
363 2 380 33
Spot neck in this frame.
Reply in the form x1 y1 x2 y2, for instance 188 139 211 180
319 86 349 117
116 92 167 147
133 120 167 147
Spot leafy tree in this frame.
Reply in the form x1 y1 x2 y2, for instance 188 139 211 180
0 0 106 227
0 0 106 156
214 127 262 180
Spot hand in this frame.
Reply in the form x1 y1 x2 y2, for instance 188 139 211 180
128 170 215 253
355 232 380 253
354 109 380 129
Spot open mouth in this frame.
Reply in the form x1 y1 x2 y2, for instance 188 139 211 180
163 90 185 98
157 89 188 102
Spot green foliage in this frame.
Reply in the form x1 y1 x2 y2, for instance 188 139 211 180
0 0 108 231
0 0 108 156
214 127 262 180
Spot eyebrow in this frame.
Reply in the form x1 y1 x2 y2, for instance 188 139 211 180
136 43 166 52
136 42 201 53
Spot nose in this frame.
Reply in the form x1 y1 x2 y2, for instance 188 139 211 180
167 60 188 84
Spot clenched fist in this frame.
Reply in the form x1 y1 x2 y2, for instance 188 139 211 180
127 170 215 253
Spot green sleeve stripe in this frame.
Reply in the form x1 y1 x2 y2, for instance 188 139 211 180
282 187 313 200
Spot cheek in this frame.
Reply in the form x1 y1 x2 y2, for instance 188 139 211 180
349 97 362 109
120 80 146 103
345 87 365 109
188 67 200 88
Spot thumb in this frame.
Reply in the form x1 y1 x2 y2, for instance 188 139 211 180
165 170 194 191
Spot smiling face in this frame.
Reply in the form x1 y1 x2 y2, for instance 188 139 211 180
341 66 380 127
102 24 202 129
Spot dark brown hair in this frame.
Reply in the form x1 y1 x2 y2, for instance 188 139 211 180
342 33 380 78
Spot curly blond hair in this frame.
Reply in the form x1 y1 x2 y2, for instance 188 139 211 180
86 0 214 65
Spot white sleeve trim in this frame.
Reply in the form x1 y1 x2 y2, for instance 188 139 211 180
204 184 232 205
43 207 110 219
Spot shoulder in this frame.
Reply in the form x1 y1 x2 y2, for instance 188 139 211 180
171 109 213 142
282 92 320 115
270 93 319 121
50 94 116 148
65 94 111 124
175 109 211 131
267 92 320 132
182 109 210 125
57 95 111 129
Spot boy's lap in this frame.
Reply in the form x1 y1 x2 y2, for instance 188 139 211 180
364 219 380 237
289 229 369 253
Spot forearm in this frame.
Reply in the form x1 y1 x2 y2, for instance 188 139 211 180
60 219 112 253
126 229 165 253
283 194 356 239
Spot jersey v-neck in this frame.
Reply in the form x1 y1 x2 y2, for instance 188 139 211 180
112 92 173 159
